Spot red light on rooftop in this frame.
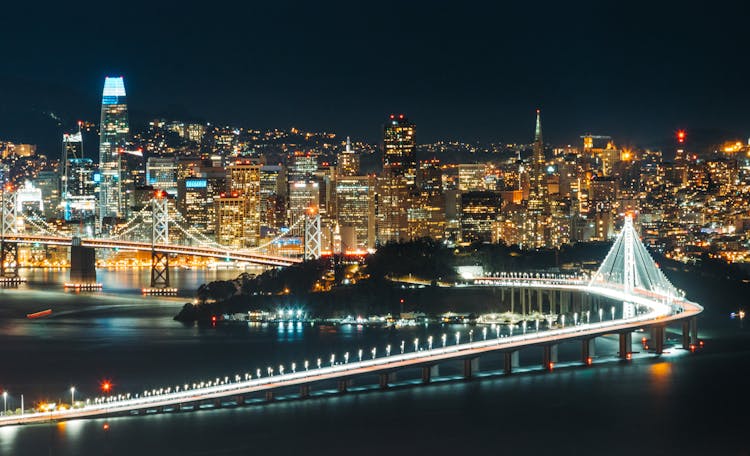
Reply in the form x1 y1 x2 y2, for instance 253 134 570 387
389 114 395 120
677 130 686 143
101 380 112 393
398 114 404 119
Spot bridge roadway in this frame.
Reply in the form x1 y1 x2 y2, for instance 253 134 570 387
1 234 300 267
0 280 702 427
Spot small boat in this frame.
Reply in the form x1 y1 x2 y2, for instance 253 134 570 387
26 309 52 319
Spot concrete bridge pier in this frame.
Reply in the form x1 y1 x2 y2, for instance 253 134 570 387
537 289 543 313
69 237 96 284
542 345 558 370
379 372 397 389
504 351 519 374
510 287 515 315
421 365 439 384
581 338 596 364
337 379 351 393
213 398 221 408
235 395 245 406
681 320 691 349
619 332 632 359
462 357 480 379
650 325 665 354
299 385 311 398
690 317 698 345
264 391 275 402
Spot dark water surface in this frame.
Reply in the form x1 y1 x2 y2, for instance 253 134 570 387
0 268 749 455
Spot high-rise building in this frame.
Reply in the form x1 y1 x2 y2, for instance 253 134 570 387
376 166 409 244
227 160 262 247
64 158 97 223
460 191 502 243
179 177 211 234
61 130 83 198
289 151 318 182
288 181 319 226
214 193 245 248
337 137 360 177
383 114 417 185
98 76 129 224
524 109 550 248
335 175 376 250
458 164 487 192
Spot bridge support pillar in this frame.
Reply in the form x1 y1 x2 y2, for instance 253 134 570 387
213 398 221 408
235 395 245 406
690 317 698 346
543 345 558 370
681 320 691 349
504 351 519 374
337 379 351 393
69 236 97 284
0 240 19 281
537 288 543 313
510 287 515 314
581 338 596 365
651 325 665 354
421 365 439 384
299 385 311 398
619 332 632 359
463 357 480 379
264 391 274 402
379 372 397 389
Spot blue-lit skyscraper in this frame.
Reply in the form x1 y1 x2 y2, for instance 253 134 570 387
98 76 129 225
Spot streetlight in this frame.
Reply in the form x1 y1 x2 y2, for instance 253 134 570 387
344 352 349 364
317 358 322 369
535 319 539 332
400 340 405 354
386 344 391 357
358 349 363 362
599 308 603 322
304 360 309 371
469 330 473 343
611 306 615 320
482 327 487 340
428 335 433 350
330 354 335 366
371 347 376 359
586 310 590 324
2 391 6 415
442 333 447 348
292 362 296 373
414 338 419 352
455 331 460 345
256 368 261 378
70 387 75 407
279 365 284 375
561 315 565 328
574 312 578 326
496 326 500 340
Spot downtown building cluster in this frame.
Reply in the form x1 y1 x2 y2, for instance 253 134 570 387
2 76 750 267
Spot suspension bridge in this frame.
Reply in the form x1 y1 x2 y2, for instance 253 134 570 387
0 189 313 290
0 216 703 427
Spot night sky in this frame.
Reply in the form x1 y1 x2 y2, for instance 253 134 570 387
1 0 748 153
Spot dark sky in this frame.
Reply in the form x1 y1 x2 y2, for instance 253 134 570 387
1 0 748 152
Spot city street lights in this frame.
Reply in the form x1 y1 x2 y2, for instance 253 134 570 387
291 362 296 373
611 306 615 320
70 387 75 407
428 335 433 350
482 327 487 340
304 360 309 371
371 348 376 359
496 326 500 340
386 344 392 357
535 319 539 332
344 352 349 364
400 340 405 354
574 312 578 326
330 354 335 366
317 358 322 369
279 365 284 375
414 338 419 352
455 331 460 345
442 333 447 348
3 391 6 415
358 349 363 362
599 308 603 322
469 330 473 343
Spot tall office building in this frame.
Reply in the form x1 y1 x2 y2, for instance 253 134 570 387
335 175 376 249
61 129 83 199
383 114 417 185
98 76 129 224
227 160 262 247
214 193 246 249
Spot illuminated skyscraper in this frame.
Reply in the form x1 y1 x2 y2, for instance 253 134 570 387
524 109 550 248
383 114 417 185
98 76 129 224
227 160 262 247
337 137 360 177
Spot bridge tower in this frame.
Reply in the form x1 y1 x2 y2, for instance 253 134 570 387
149 193 171 290
303 210 321 260
622 216 636 318
1 188 19 280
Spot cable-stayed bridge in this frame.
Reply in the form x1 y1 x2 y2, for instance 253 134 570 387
0 216 703 427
